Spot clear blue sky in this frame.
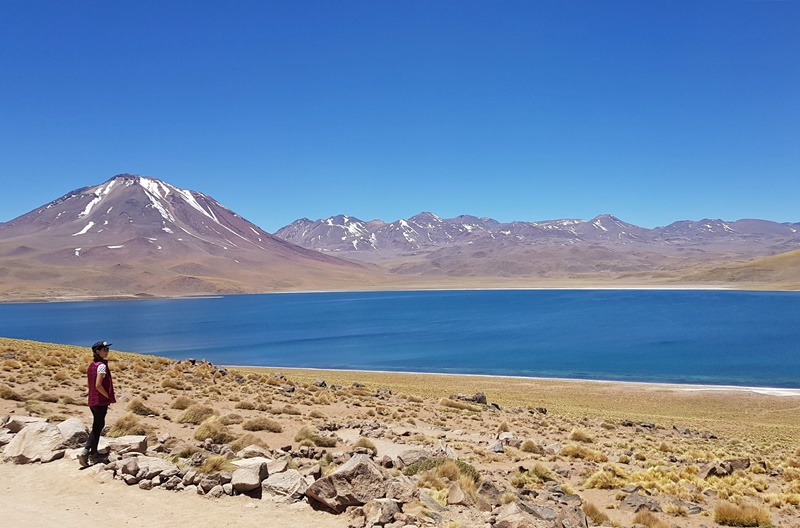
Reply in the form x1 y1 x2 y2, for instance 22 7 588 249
1 1 798 232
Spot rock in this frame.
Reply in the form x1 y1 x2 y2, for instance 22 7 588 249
232 462 269 492
236 444 271 459
363 498 401 526
56 417 88 448
2 422 65 464
306 454 388 513
206 484 226 498
726 458 750 471
4 416 48 433
620 491 661 513
493 501 551 528
699 461 734 479
418 489 445 512
262 469 308 502
395 448 432 468
136 456 179 480
314 379 327 388
489 441 504 453
473 392 487 404
102 435 147 455
386 476 417 503
556 506 588 528
268 457 290 474
182 469 198 486
447 481 471 506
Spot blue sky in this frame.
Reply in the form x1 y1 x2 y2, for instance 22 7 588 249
1 1 798 232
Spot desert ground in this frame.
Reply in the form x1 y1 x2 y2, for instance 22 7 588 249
1 337 799 527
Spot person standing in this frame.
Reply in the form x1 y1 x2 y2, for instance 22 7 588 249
77 341 116 467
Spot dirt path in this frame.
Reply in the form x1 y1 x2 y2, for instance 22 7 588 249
0 458 348 528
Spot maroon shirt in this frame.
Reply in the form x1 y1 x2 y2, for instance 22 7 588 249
87 360 116 406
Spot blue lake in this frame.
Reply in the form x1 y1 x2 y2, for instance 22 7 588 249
1 289 799 388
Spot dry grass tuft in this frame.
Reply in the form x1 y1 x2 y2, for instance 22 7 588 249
569 428 594 443
294 426 337 447
438 397 481 412
177 404 216 425
170 395 195 410
714 501 772 527
0 385 24 401
584 464 629 489
633 510 669 528
196 454 237 474
127 397 158 416
582 502 610 525
560 443 608 462
352 437 377 455
107 413 149 437
194 416 236 444
242 417 283 433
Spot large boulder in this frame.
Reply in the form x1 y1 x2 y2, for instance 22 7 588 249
262 469 308 502
5 416 47 433
57 417 88 448
305 454 388 512
395 448 432 468
232 461 269 492
3 422 65 464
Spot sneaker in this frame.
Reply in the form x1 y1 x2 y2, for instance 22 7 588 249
77 449 89 467
89 453 107 465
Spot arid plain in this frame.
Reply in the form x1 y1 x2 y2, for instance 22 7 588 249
1 338 799 527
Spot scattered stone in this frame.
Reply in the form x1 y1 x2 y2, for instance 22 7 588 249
314 379 327 388
620 491 661 513
493 501 551 528
4 416 47 434
489 441 504 453
101 435 147 455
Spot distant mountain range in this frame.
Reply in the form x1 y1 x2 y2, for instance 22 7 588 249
276 212 800 257
1 174 799 299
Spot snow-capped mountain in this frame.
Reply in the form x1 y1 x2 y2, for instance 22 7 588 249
275 212 800 257
0 174 364 297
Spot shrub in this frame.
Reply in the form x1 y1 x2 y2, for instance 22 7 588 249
403 457 480 483
582 502 610 525
633 510 669 528
584 465 629 489
294 426 336 447
171 395 195 410
194 416 236 444
177 404 216 425
520 440 543 454
219 413 244 425
714 501 772 527
0 385 24 401
569 428 594 443
229 433 270 453
282 405 302 415
197 454 237 474
235 401 256 410
308 409 327 419
560 443 608 462
128 397 158 416
353 437 378 455
107 413 148 437
438 398 481 412
242 417 283 432
497 421 510 434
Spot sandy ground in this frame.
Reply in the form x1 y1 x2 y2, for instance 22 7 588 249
0 457 349 528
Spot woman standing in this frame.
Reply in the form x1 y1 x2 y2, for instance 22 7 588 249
77 341 116 467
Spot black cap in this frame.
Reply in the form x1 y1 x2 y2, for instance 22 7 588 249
92 341 112 351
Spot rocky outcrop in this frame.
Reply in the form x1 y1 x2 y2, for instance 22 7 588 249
262 469 308 503
305 454 388 513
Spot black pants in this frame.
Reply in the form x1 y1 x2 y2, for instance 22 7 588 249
85 405 108 454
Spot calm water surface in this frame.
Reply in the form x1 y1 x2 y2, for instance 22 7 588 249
1 290 798 388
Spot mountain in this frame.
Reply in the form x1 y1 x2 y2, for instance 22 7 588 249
275 212 800 281
0 174 374 299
